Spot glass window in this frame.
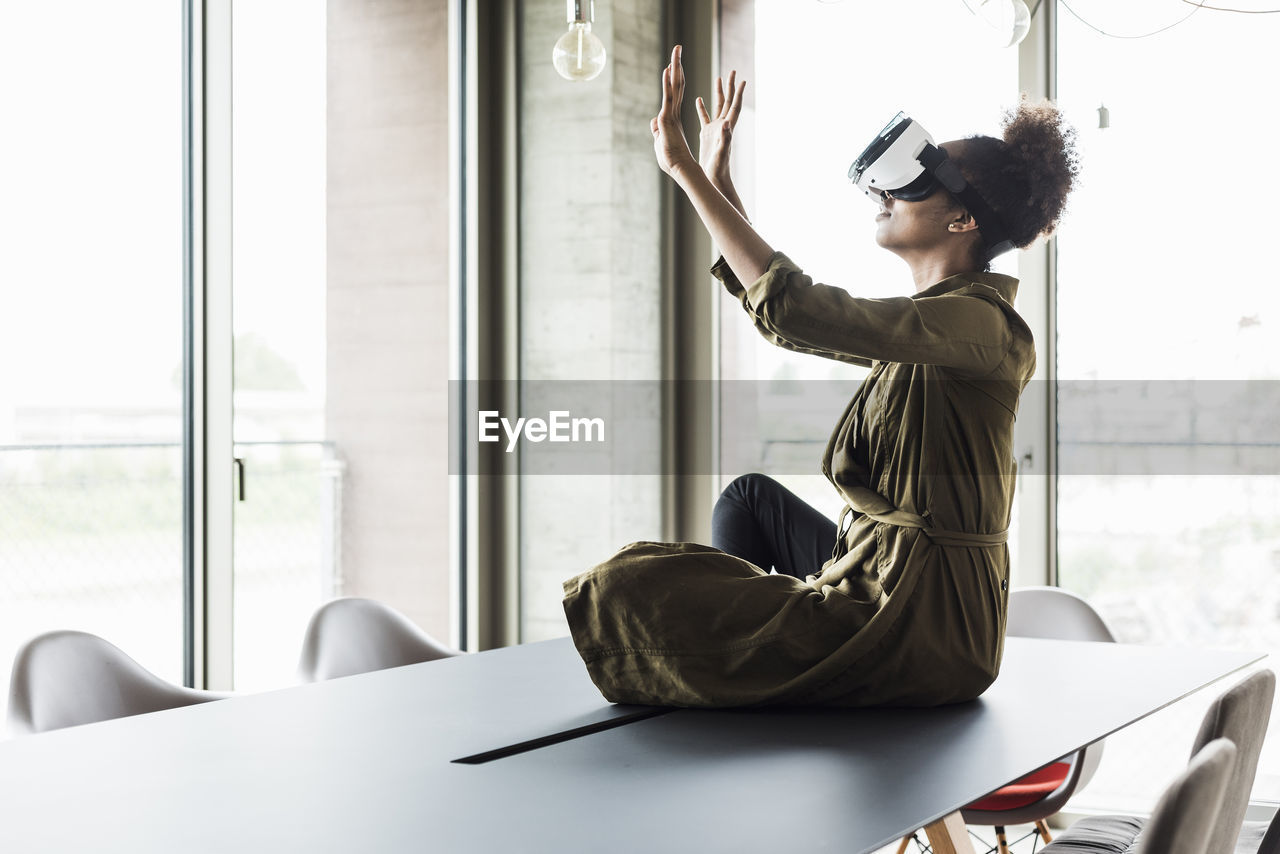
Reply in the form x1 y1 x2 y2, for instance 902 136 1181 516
231 0 456 687
0 0 457 703
231 0 331 691
1056 0 1280 810
0 1 185 704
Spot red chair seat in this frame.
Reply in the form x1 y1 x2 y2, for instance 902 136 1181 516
965 762 1073 812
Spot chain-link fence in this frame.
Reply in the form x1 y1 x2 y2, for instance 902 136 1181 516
0 441 342 722
0 443 186 705
232 441 342 690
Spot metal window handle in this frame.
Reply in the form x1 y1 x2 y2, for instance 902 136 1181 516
234 457 246 502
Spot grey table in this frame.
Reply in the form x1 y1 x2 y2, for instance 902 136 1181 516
0 636 1261 853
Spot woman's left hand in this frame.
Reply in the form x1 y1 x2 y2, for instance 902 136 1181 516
651 45 698 180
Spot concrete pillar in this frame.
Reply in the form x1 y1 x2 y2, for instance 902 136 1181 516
518 0 667 640
326 0 452 639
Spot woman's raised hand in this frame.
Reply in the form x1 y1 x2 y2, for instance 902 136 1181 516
651 45 698 180
696 70 745 186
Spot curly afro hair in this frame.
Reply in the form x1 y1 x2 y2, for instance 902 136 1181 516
952 98 1081 253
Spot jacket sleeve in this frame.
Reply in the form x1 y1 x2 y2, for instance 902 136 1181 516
712 251 1013 376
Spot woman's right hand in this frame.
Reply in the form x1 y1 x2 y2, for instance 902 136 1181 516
696 71 746 187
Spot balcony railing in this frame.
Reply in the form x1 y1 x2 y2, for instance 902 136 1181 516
0 440 342 699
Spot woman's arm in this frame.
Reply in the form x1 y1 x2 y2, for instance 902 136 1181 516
652 46 771 286
729 253 1014 375
696 70 749 221
657 47 1012 376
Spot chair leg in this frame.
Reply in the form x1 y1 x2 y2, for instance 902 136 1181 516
896 836 914 854
923 813 977 854
1034 820 1053 843
994 826 1011 854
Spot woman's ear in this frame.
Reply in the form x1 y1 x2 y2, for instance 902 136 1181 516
947 210 980 234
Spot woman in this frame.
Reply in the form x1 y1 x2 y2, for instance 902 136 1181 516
562 46 1079 708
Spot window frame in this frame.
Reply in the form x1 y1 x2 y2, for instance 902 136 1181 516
184 0 236 689
1013 0 1057 589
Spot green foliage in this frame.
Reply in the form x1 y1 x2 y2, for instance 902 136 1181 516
0 446 327 540
170 332 307 391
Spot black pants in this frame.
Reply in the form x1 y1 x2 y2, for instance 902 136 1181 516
711 473 838 580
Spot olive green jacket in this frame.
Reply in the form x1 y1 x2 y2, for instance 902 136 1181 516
563 251 1036 708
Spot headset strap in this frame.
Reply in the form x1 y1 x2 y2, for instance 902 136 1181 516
918 143 1015 261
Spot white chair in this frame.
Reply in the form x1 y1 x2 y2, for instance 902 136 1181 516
1042 738 1238 854
951 586 1117 853
1005 585 1117 786
7 630 224 736
296 597 463 682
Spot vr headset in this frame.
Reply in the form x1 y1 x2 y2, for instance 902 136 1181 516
848 112 1014 261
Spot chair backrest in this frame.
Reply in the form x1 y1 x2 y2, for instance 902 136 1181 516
7 630 223 736
1007 586 1116 791
1007 586 1117 643
296 597 463 682
1188 669 1276 854
1141 738 1237 854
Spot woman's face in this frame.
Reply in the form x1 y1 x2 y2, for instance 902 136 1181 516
873 187 962 255
873 140 976 259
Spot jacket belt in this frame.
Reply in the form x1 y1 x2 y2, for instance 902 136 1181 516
836 487 1009 549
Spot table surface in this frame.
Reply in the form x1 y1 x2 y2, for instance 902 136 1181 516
0 636 1262 853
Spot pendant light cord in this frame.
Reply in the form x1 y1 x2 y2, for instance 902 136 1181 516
1059 0 1280 41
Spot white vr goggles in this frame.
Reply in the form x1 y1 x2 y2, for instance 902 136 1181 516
849 112 1014 260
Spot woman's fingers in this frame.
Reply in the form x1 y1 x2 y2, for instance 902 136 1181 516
659 46 699 125
660 65 671 117
722 70 736 118
726 79 745 125
670 45 680 109
713 76 725 118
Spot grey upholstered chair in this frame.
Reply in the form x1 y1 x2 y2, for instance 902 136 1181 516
1041 668 1275 854
1191 670 1276 854
1043 738 1238 854
296 596 463 682
1142 738 1240 854
7 630 224 736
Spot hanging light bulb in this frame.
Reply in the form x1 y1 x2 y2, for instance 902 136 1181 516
552 0 607 82
961 0 1033 48
1007 0 1032 46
